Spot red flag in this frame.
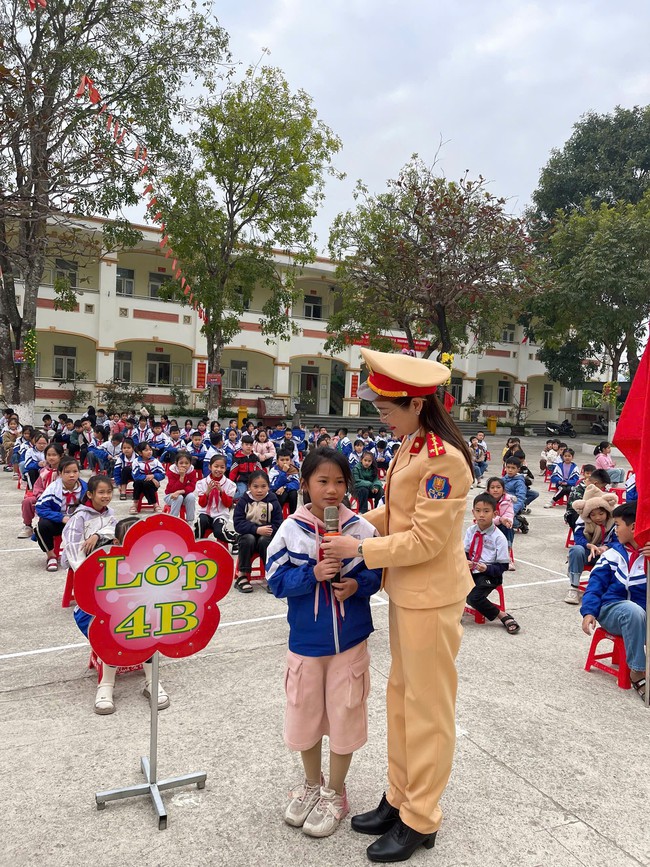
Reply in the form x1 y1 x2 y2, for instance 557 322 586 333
613 341 650 546
443 391 456 413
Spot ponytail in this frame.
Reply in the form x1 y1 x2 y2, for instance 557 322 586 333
593 440 610 456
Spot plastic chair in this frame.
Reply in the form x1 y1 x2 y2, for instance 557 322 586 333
136 492 159 513
584 628 631 689
464 585 506 624
235 554 266 585
565 527 575 548
61 568 75 608
162 502 186 520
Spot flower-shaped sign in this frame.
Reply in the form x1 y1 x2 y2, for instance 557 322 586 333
74 515 234 666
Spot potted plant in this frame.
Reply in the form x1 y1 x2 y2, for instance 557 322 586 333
461 393 483 423
509 398 531 435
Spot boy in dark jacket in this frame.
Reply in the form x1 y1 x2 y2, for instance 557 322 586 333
581 503 650 702
233 470 282 593
229 435 262 502
269 451 301 515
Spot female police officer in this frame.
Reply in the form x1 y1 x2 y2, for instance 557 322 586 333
321 348 474 863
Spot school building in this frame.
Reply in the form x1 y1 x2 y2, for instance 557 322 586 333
15 217 587 427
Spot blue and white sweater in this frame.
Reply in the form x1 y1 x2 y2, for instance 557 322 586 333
266 505 382 657
580 541 647 618
132 456 165 482
36 478 88 523
113 452 137 485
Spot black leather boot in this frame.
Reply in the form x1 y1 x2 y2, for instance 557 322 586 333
366 818 437 862
351 793 400 835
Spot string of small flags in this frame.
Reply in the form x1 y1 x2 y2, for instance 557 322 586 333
74 75 208 326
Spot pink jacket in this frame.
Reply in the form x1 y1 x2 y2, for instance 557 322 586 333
493 493 515 526
253 440 275 462
595 453 616 471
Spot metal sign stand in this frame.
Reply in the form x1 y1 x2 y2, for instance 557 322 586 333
95 652 206 829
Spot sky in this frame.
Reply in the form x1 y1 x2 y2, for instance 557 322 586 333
212 0 650 254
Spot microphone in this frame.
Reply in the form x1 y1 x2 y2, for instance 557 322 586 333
323 506 341 584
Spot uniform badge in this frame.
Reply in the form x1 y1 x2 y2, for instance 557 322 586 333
426 474 451 499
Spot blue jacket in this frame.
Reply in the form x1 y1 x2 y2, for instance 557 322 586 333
266 508 382 656
36 478 88 523
132 456 165 482
233 491 283 537
268 466 300 492
580 541 647 618
551 461 580 487
113 453 136 485
574 519 617 550
502 473 528 514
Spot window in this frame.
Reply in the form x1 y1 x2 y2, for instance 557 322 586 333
304 295 323 319
84 304 94 314
450 376 463 404
229 360 248 390
498 379 512 404
234 286 250 311
543 384 554 410
475 379 484 400
501 323 516 343
53 345 76 380
119 308 129 317
114 350 132 382
146 353 171 385
183 315 192 325
148 273 171 299
116 267 135 296
55 259 78 288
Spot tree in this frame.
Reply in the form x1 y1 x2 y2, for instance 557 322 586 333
0 0 228 418
156 64 342 412
530 105 650 231
327 157 541 359
527 196 650 390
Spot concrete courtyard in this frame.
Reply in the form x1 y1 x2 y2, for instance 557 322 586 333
0 436 647 867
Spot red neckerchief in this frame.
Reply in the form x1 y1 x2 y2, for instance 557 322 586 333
468 529 484 562
626 544 642 571
207 478 222 508
143 461 151 473
64 487 79 506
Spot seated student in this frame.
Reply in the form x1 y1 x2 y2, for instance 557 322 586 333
95 408 110 434
277 432 299 465
164 452 197 525
202 432 227 476
593 441 626 485
61 475 118 572
564 466 608 529
316 433 331 449
518 458 539 512
280 427 299 457
160 425 185 465
24 430 49 488
195 419 209 443
18 443 64 538
270 421 287 445
130 442 165 513
581 503 650 702
464 493 519 633
502 457 529 534
269 451 301 515
502 437 525 468
12 425 34 481
132 415 153 445
150 421 170 459
87 426 110 473
223 428 241 466
539 439 558 475
253 428 276 470
485 476 515 569
352 451 384 514
72 516 171 715
625 472 638 502
2 417 21 472
229 435 262 502
195 455 237 545
233 470 282 594
77 419 95 467
41 414 56 441
181 419 195 443
186 431 208 473
564 484 619 605
104 433 122 476
291 425 307 459
335 427 352 457
35 457 87 572
374 439 392 474
348 439 365 469
468 435 488 487
545 447 580 508
113 436 137 500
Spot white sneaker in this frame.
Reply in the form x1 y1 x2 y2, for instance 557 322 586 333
564 588 581 605
17 524 33 538
285 776 324 827
302 786 350 838
544 502 554 509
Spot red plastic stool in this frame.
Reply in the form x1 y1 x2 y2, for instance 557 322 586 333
584 627 631 689
348 496 360 514
565 527 574 548
464 585 506 624
136 493 159 513
62 568 75 608
162 502 186 519
235 554 266 585
88 649 143 681
282 502 291 519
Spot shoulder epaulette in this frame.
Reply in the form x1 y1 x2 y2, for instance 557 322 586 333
426 432 446 458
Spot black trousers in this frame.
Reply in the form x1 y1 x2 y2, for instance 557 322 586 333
552 483 573 503
466 573 501 621
276 489 298 514
237 534 271 574
36 518 65 553
133 479 158 504
197 514 229 543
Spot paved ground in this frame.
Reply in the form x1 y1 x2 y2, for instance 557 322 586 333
1 436 647 867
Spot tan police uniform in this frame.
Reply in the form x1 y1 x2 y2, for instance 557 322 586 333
358 348 473 837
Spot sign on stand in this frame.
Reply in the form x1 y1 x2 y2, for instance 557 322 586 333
74 514 234 828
